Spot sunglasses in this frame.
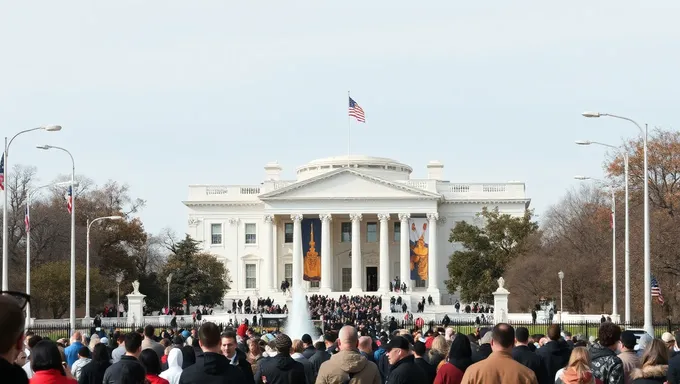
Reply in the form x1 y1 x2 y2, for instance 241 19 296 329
1 291 31 310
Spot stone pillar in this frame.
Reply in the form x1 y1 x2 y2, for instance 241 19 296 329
127 293 146 325
426 213 440 301
319 214 332 293
262 215 274 293
350 213 363 294
398 213 410 292
228 218 239 295
291 214 303 292
378 213 390 293
493 277 510 325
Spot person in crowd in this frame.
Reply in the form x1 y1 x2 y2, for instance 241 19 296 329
301 334 316 359
0 294 30 383
637 334 654 359
246 338 263 374
308 340 330 378
159 348 183 384
434 333 472 384
30 339 77 383
315 325 381 384
220 330 254 384
428 336 448 370
291 339 315 384
143 325 166 359
179 322 247 383
385 335 423 384
64 332 84 368
255 333 306 384
554 346 598 384
23 335 43 378
512 327 549 384
588 322 624 384
103 332 146 384
358 336 375 364
70 347 91 381
78 343 111 384
414 341 436 384
111 333 126 364
180 345 196 369
139 349 169 384
630 339 668 384
536 324 571 381
460 323 537 384
618 331 641 384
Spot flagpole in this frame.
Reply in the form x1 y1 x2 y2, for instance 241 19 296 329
347 91 351 167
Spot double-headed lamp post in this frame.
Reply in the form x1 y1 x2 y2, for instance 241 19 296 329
25 181 73 327
575 175 618 319
582 112 651 334
558 271 564 314
576 140 631 323
85 216 123 319
36 144 76 333
1 125 61 291
115 272 124 321
166 273 173 313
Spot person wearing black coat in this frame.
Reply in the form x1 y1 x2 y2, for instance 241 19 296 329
512 327 550 384
179 322 248 384
255 334 306 384
536 325 571 381
385 336 424 384
78 344 112 384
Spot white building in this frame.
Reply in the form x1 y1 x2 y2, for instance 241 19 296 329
184 155 530 307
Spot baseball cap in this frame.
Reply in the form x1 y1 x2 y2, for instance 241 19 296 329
662 332 676 343
385 336 410 351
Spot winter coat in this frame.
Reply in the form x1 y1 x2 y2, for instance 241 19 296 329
314 349 381 384
433 362 465 384
308 350 330 378
255 354 306 384
178 352 248 384
30 369 77 384
0 358 28 384
102 355 146 384
588 343 624 384
387 355 425 384
77 359 111 384
630 364 667 384
146 374 170 384
460 350 537 384
512 345 551 384
291 352 314 384
536 340 571 381
666 353 680 384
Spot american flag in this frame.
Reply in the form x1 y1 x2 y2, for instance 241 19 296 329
0 152 4 191
651 276 664 305
349 97 365 123
25 204 30 233
66 186 73 214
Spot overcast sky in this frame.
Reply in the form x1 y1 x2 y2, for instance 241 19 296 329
1 1 678 235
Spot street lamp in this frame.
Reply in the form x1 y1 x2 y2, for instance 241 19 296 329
574 175 618 319
576 140 631 322
85 216 123 318
36 144 76 333
166 273 173 313
558 271 564 314
115 272 124 322
25 181 74 327
1 125 61 291
582 112 650 333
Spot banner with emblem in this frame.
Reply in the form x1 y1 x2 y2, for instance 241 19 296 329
302 218 322 281
409 218 429 282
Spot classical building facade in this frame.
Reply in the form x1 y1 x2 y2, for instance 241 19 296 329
184 155 530 305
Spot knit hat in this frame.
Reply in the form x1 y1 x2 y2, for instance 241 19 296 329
275 334 293 352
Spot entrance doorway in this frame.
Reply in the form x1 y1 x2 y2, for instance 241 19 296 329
366 267 378 291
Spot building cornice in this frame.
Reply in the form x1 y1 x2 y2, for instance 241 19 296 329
441 198 531 208
183 201 264 207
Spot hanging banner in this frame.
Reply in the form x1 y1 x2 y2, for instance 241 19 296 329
409 218 429 282
302 218 322 281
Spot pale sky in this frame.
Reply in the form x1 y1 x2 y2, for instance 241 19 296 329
1 1 678 235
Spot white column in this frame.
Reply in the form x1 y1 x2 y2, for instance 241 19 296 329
398 213 410 292
349 213 363 293
378 213 390 293
427 213 440 299
319 214 332 293
262 215 274 293
228 218 239 295
291 214 303 292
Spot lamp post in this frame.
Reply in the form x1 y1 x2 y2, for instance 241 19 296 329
576 140 631 323
558 270 564 314
25 181 73 327
1 125 61 290
115 273 124 322
166 273 173 313
36 144 75 333
85 216 123 318
582 112 650 332
574 175 618 318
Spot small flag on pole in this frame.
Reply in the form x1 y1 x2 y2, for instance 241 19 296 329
610 212 614 229
0 153 5 191
66 186 73 214
25 204 30 233
349 97 366 123
651 276 664 305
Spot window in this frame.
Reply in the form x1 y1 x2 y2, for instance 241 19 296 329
284 263 292 287
245 223 257 244
366 222 377 242
284 223 294 243
342 268 351 291
211 224 222 245
416 280 426 288
310 281 319 288
246 264 257 289
393 222 400 242
341 222 351 242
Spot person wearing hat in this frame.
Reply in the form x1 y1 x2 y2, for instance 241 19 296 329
254 333 306 384
315 325 381 384
301 334 316 359
662 332 676 352
384 335 424 384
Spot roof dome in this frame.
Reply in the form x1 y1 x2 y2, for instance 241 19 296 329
296 155 412 181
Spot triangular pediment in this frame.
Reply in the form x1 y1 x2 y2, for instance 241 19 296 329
260 169 440 200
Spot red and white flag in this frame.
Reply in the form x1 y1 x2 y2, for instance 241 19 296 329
66 186 73 214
